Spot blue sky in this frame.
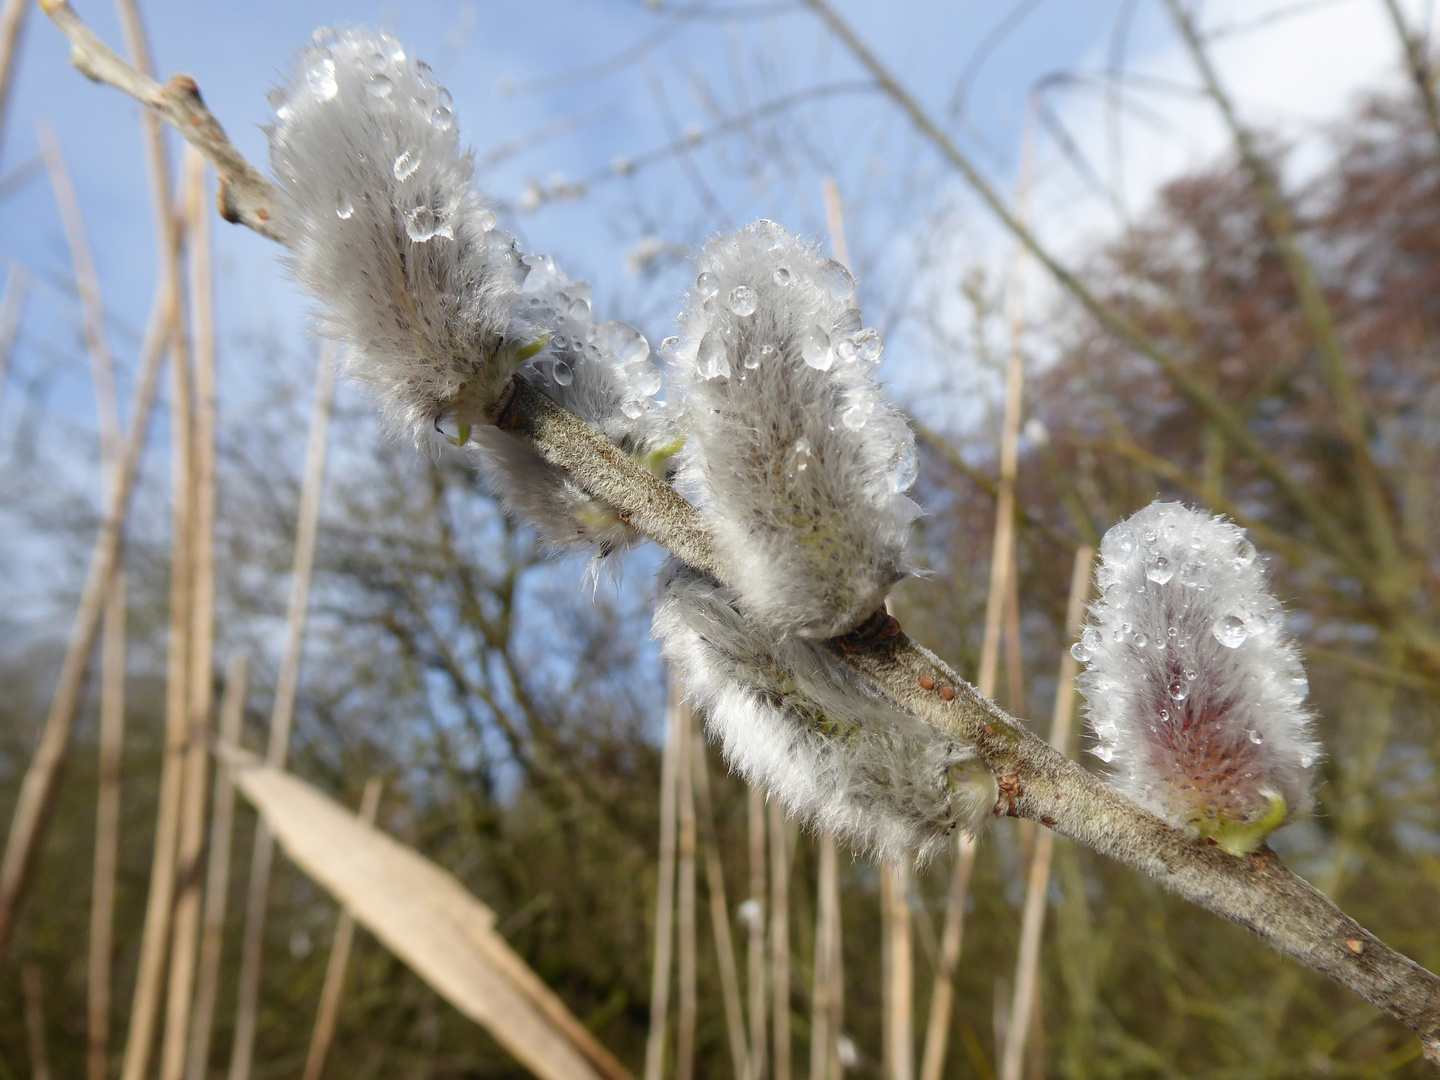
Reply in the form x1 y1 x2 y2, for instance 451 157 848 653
0 0 1427 631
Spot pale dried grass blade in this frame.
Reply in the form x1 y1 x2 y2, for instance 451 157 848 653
677 701 698 1080
0 259 29 404
769 800 792 1080
690 729 751 1080
747 786 767 1080
0 0 29 159
644 676 684 1080
998 547 1093 1080
185 653 248 1080
222 748 628 1080
881 861 913 1080
229 350 336 1080
160 145 218 1080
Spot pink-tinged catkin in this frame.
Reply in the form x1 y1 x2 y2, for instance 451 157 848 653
1074 501 1320 854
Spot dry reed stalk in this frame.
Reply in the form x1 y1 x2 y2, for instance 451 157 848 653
160 147 217 1080
643 677 684 1080
769 800 792 1080
0 0 29 158
998 547 1093 1080
0 268 176 952
185 653 248 1080
677 701 698 1080
808 834 838 1080
748 787 768 1080
881 861 913 1080
35 118 128 1080
920 110 1036 1080
229 351 337 1080
22 964 52 1080
301 777 383 1080
0 260 29 401
689 728 751 1080
121 186 194 1080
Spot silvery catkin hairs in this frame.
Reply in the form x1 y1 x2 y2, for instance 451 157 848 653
470 254 680 555
268 28 532 446
655 560 995 864
668 221 920 639
1073 501 1320 854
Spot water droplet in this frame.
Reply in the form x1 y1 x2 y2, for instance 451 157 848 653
1111 627 1124 642
551 360 573 386
660 335 680 356
773 266 791 286
1235 538 1257 567
696 271 718 297
431 105 453 130
634 365 662 397
1146 554 1174 584
307 57 338 101
1213 614 1248 649
405 205 440 242
841 400 874 429
1092 744 1116 763
1081 627 1102 653
1103 526 1135 564
1180 561 1203 586
853 326 883 363
367 73 394 100
568 297 590 320
1247 729 1264 745
1291 673 1309 697
1070 641 1093 663
800 326 832 370
1132 632 1148 649
621 399 645 419
1168 680 1189 702
1104 582 1122 604
819 258 855 300
697 329 731 380
335 191 354 220
1158 709 1170 722
889 442 918 493
393 149 420 181
1167 626 1178 639
595 322 649 366
784 437 813 483
1300 750 1318 768
836 337 858 363
1184 668 1197 681
312 26 338 49
728 285 758 316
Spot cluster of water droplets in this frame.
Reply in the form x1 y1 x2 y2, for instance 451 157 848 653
288 27 465 245
519 254 663 419
1072 501 1320 822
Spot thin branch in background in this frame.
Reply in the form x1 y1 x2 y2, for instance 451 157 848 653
748 786 769 1080
815 174 849 1080
677 700 699 1080
301 778 384 1080
229 350 337 1080
161 146 218 1080
185 653 248 1080
922 103 1035 1080
0 0 29 164
122 167 195 1080
0 264 175 953
0 258 28 404
22 964 52 1080
769 799 793 1080
999 547 1094 1080
881 861 913 1080
691 726 752 1080
644 676 684 1080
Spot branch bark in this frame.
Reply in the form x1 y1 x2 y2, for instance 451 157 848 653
46 13 1440 1063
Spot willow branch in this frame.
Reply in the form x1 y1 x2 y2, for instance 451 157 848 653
39 0 283 241
56 26 1440 1063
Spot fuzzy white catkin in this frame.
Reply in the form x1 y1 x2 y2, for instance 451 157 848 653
268 27 531 446
1075 501 1320 854
655 560 996 864
470 253 680 555
668 221 921 639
